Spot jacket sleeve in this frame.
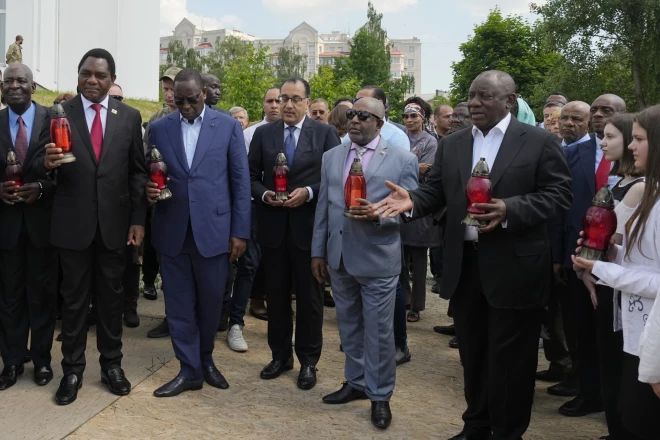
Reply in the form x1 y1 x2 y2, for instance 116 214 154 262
248 125 269 201
129 111 148 227
409 136 447 219
376 151 419 229
228 120 251 240
308 126 341 198
311 152 330 258
503 132 572 231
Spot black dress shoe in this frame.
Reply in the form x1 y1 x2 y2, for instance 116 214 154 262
0 364 24 390
322 382 368 404
147 318 170 338
536 368 565 382
203 364 229 389
371 401 392 429
433 324 456 336
24 354 32 363
101 368 131 396
447 430 489 440
547 379 579 397
249 300 268 321
558 396 604 417
297 365 317 390
123 309 140 328
260 357 294 380
55 374 82 405
34 366 54 386
143 285 158 300
153 375 203 397
431 282 441 294
448 336 459 349
217 310 230 332
56 332 63 342
324 291 335 308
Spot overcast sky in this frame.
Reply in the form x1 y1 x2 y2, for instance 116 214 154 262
160 0 543 94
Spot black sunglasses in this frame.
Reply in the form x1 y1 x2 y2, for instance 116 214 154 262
346 109 382 121
174 91 203 106
109 95 123 101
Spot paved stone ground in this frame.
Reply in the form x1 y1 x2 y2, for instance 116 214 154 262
57 285 607 440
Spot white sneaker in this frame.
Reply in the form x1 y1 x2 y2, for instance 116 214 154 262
227 324 248 352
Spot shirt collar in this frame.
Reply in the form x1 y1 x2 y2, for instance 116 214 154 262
563 132 591 147
8 102 36 125
81 94 109 111
285 115 306 131
471 113 512 138
351 135 381 151
180 105 206 124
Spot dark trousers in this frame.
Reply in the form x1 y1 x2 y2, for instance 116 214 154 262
0 227 57 367
261 225 323 366
142 207 159 287
566 270 602 401
596 286 633 440
59 228 126 377
225 203 261 327
393 280 407 349
160 225 229 380
620 353 660 440
403 245 428 312
123 246 140 313
451 244 543 440
541 273 571 374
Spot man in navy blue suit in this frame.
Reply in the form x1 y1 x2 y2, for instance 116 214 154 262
146 69 251 397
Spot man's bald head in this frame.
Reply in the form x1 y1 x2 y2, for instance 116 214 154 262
590 94 627 138
4 63 33 83
560 101 591 145
474 70 516 95
1 63 36 114
347 97 385 146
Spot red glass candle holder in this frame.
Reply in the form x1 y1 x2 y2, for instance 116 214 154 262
149 147 172 201
344 158 367 218
577 185 617 261
462 157 492 227
50 104 76 164
4 150 25 203
273 151 290 201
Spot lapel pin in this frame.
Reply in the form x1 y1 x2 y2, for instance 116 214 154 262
379 150 387 155
111 109 118 115
211 124 215 127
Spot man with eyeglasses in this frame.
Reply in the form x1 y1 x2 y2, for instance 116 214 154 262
248 76 341 391
311 97 418 429
309 98 329 124
344 86 410 152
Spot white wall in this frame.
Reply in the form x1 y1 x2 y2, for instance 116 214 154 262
4 0 159 101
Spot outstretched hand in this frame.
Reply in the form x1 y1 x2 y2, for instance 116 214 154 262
372 180 413 219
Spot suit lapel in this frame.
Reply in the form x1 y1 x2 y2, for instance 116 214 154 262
24 103 46 166
490 118 526 188
365 137 388 184
273 121 284 154
338 142 351 184
292 118 313 167
457 131 474 191
98 97 119 165
189 110 219 174
68 95 98 165
0 109 11 162
165 111 190 173
578 139 596 195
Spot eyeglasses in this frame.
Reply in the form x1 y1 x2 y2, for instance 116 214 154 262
346 109 382 121
402 113 421 120
311 110 326 116
109 95 123 101
450 113 470 121
278 95 306 104
174 91 203 106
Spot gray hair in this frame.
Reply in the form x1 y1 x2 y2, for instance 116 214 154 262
230 106 248 118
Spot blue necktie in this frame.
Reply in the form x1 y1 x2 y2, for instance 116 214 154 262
285 126 296 168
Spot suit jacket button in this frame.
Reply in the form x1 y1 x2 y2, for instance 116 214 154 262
97 174 102 178
188 178 193 183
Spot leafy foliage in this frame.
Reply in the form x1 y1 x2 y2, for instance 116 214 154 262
345 2 392 87
205 36 254 86
450 8 559 104
275 47 307 83
309 66 360 107
165 40 186 68
384 75 415 122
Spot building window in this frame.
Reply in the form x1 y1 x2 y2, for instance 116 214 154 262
203 37 208 42
409 46 415 52
408 59 414 67
187 38 191 45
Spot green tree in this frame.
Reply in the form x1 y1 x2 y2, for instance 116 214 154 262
205 36 253 85
345 2 391 86
219 44 276 123
275 47 307 83
166 40 186 68
184 48 204 72
450 8 559 104
308 66 360 106
384 75 415 122
532 0 660 109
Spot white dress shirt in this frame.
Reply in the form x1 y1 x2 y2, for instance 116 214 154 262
180 105 205 168
81 94 109 135
465 113 512 241
261 115 313 202
243 118 268 153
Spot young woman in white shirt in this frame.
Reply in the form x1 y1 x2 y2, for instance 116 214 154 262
573 105 660 440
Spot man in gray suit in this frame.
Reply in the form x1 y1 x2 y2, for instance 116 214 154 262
311 97 418 430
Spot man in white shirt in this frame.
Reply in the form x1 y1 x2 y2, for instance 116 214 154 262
243 87 281 150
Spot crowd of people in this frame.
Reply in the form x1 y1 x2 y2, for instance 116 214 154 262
0 44 659 439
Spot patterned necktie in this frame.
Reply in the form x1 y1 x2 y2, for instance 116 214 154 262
285 126 296 168
15 116 28 165
355 146 367 162
90 103 104 161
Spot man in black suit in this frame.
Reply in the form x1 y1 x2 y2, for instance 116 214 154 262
248 76 340 390
0 63 56 390
375 70 572 440
39 48 148 405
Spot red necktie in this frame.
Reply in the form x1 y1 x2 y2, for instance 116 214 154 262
595 156 611 191
90 103 104 161
15 116 28 165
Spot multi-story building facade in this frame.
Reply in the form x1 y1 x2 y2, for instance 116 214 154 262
160 19 422 95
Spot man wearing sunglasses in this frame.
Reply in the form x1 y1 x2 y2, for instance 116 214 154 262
311 97 418 429
146 68 250 397
248 77 341 391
